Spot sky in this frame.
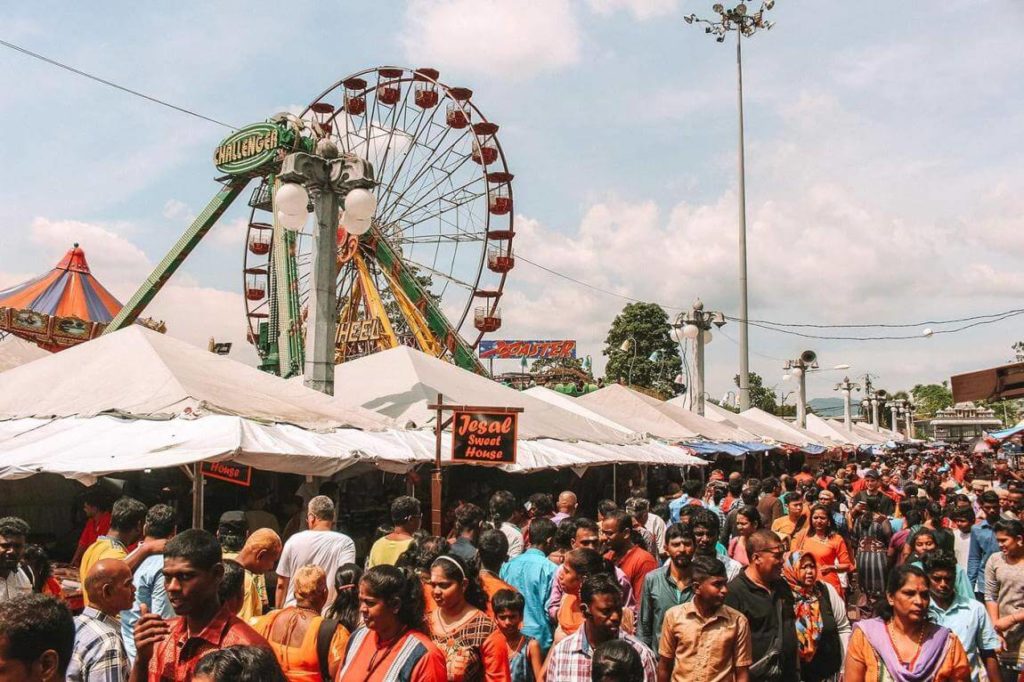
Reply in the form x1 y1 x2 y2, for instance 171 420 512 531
1 0 1022 408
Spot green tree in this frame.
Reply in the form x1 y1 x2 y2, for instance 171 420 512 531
733 372 778 414
911 382 954 418
531 355 588 375
603 302 681 394
1014 341 1024 362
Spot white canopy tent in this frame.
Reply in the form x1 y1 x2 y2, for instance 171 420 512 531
330 346 635 444
805 413 875 446
739 407 845 448
672 398 827 449
0 326 387 431
577 384 754 442
0 336 50 372
844 420 895 445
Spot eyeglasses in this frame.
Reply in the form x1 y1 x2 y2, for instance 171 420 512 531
758 547 784 558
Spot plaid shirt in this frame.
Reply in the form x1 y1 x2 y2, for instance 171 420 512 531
544 626 657 682
67 607 129 682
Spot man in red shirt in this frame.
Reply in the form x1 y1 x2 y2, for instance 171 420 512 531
600 510 657 604
72 490 113 567
130 529 267 681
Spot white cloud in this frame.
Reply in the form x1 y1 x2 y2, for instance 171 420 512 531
162 200 192 221
586 0 679 20
399 0 581 79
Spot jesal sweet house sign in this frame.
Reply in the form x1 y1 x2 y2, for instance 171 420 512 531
451 410 518 464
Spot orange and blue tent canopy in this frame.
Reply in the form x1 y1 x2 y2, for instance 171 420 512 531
0 244 122 323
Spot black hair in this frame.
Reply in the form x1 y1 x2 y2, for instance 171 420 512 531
82 488 114 511
491 588 524 615
688 508 721 539
109 497 147 534
361 565 426 632
876 564 928 621
602 510 632 535
762 477 780 493
740 487 760 506
194 645 288 682
144 504 177 539
477 529 510 572
328 563 363 631
395 536 448 572
580 572 622 607
565 548 614 579
994 519 1024 538
950 506 976 524
735 505 763 531
908 527 938 558
0 516 29 539
597 499 619 518
21 545 53 593
808 504 837 537
527 493 554 517
554 518 579 552
682 479 703 498
574 517 599 534
164 528 223 572
691 555 727 583
489 490 519 523
390 496 421 525
430 554 488 611
0 594 74 676
528 518 557 548
454 503 485 533
591 638 643 682
922 551 958 576
218 560 245 606
664 522 694 544
980 490 1001 505
624 497 650 514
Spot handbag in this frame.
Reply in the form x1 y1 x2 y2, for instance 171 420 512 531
748 598 785 681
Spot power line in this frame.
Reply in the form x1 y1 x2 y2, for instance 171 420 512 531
0 38 237 130
517 253 1024 341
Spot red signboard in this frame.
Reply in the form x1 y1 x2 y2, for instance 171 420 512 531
201 461 253 487
451 410 518 464
478 339 576 360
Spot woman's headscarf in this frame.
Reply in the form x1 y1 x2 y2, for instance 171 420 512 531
783 551 824 663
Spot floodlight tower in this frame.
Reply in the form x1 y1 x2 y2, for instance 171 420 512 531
684 1 774 411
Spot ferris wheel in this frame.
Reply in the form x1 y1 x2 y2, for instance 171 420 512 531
242 66 515 373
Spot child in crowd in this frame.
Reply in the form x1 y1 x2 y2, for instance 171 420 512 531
492 589 543 682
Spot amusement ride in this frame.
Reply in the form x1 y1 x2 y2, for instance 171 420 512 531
0 66 515 378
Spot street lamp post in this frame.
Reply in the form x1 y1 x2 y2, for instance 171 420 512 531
278 140 375 395
833 376 861 432
905 400 915 438
620 337 639 386
684 1 774 411
672 299 726 416
784 350 817 429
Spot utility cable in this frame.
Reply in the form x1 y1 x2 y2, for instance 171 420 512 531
0 38 237 130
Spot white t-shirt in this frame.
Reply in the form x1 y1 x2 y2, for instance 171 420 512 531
645 514 667 555
953 529 972 570
277 530 356 612
0 567 32 603
500 522 524 559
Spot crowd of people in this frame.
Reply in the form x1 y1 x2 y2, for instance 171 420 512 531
0 448 1023 681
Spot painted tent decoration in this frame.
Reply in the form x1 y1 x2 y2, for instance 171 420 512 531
0 244 122 351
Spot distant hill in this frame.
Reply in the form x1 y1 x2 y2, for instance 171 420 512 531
808 397 862 418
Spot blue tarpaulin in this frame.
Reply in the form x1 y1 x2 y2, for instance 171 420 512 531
989 424 1024 440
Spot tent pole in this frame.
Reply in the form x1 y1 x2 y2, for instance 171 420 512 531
431 394 443 536
612 464 617 504
192 463 205 530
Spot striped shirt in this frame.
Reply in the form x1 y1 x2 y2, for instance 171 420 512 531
67 607 129 682
544 626 657 682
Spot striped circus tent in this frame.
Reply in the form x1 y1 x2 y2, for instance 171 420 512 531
0 244 122 350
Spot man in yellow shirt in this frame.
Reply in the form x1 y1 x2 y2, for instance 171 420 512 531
230 528 282 620
770 493 806 548
80 497 147 607
366 496 421 568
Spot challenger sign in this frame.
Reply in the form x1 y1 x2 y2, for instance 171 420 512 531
478 339 576 360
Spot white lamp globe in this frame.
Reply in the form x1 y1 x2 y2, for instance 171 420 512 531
702 329 713 344
682 324 700 340
344 189 377 221
341 213 372 236
275 183 309 215
277 209 307 232
790 366 803 378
